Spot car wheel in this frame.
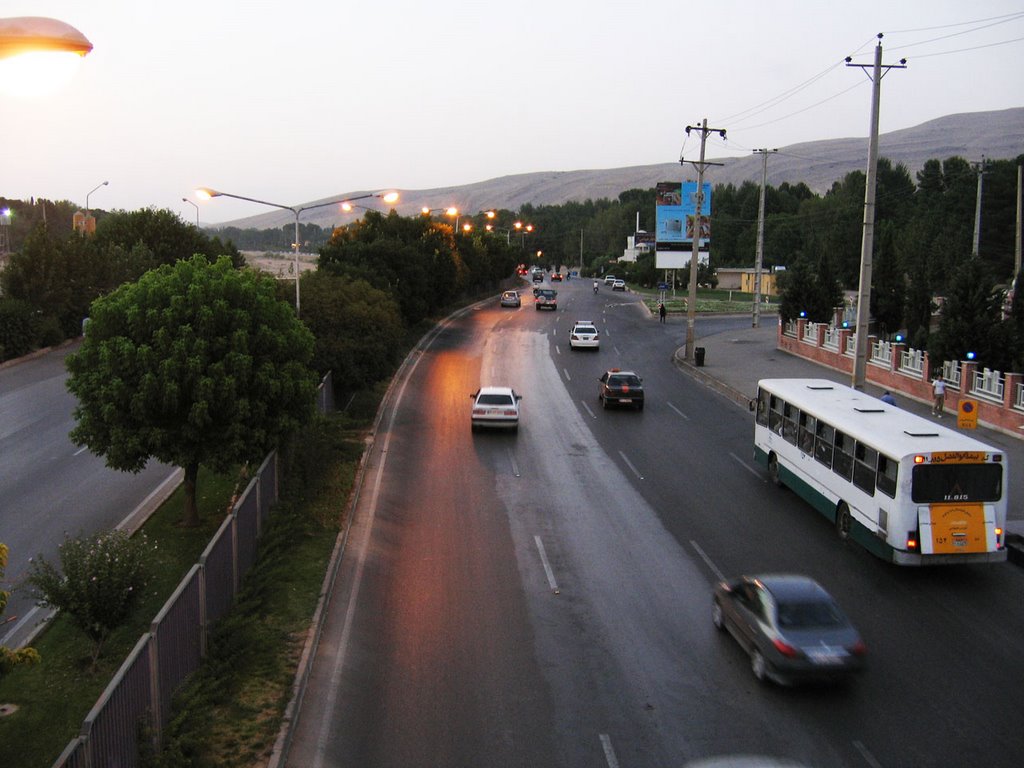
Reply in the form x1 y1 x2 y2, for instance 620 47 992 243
836 502 852 541
751 650 768 683
602 396 609 410
768 454 782 487
712 600 724 630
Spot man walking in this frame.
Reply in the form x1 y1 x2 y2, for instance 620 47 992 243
658 302 666 323
932 374 946 417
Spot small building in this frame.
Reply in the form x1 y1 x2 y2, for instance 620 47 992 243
716 267 779 296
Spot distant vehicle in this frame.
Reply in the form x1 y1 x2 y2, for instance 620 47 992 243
517 265 529 276
712 574 866 685
500 290 521 308
612 279 626 291
604 275 617 285
598 369 643 410
754 378 1008 565
569 321 600 350
532 271 544 283
535 288 558 311
470 386 521 432
550 272 563 282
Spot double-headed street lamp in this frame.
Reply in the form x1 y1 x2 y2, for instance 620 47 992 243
195 188 398 316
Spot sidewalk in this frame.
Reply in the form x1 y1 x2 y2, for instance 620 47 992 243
671 320 1024 555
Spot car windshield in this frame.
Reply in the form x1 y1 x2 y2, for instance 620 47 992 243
478 394 514 406
776 599 845 629
609 375 640 387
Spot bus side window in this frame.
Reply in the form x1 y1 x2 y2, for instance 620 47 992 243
814 421 834 468
782 402 798 444
769 395 784 434
756 389 769 426
876 453 898 498
798 412 816 454
833 430 854 481
853 442 877 495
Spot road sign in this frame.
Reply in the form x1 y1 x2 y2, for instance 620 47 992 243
958 399 978 429
658 282 669 290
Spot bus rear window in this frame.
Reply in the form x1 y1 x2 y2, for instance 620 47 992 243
911 464 1002 503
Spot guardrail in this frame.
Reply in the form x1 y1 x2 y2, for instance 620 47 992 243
971 368 1005 401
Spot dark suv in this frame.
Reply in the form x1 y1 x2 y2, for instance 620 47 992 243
598 369 644 410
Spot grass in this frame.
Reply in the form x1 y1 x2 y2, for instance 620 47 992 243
0 470 238 768
635 286 779 315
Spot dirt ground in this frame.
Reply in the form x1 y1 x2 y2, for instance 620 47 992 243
241 250 318 278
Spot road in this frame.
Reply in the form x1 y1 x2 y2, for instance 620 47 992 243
287 277 1024 767
0 344 176 646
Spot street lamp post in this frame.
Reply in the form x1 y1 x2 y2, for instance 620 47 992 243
0 17 93 59
196 188 398 316
182 197 200 226
85 180 108 220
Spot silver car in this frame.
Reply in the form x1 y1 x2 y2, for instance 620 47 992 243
712 574 866 685
569 321 600 350
470 386 522 432
500 290 521 308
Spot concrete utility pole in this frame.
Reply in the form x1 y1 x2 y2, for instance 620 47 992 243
680 118 726 361
972 156 986 257
752 148 778 328
847 35 906 391
1016 163 1022 279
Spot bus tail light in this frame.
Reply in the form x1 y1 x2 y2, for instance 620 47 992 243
995 527 1004 547
906 533 919 552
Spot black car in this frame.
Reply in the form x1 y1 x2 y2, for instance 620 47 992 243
598 369 643 410
712 574 866 685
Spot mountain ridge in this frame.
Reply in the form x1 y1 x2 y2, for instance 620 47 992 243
212 107 1024 231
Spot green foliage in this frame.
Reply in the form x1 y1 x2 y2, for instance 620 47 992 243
0 298 38 361
0 543 41 678
66 256 318 526
27 531 153 667
93 208 243 269
778 256 842 323
928 258 1013 370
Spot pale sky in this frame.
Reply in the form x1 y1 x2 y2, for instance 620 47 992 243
2 1 1022 224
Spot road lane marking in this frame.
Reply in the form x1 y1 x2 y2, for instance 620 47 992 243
555 345 561 355
507 448 521 478
853 741 883 768
666 402 690 420
690 540 725 582
73 446 89 456
600 734 620 768
618 450 644 480
613 345 622 356
563 368 572 381
581 401 596 419
729 452 764 481
534 536 560 594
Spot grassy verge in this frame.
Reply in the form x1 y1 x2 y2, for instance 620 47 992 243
637 287 779 315
0 470 238 768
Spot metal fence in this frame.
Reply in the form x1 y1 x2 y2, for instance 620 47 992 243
52 451 279 768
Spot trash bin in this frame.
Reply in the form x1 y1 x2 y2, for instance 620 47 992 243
695 347 706 367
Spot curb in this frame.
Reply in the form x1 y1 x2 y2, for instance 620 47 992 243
671 347 755 412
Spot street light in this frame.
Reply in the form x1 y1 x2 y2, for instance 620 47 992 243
182 197 199 226
84 180 108 232
0 17 93 98
195 187 399 316
0 17 93 59
513 221 534 248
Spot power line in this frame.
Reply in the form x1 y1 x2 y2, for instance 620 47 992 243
905 35 1024 59
884 11 1024 35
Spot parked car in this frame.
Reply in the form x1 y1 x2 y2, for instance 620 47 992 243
598 369 643 410
712 574 866 685
569 321 600 350
604 275 617 285
612 279 626 291
470 386 522 431
500 290 521 308
535 288 558 311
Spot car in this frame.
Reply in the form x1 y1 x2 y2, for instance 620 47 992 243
535 288 557 311
532 271 544 283
604 274 617 285
500 290 521 308
611 279 626 291
470 386 521 432
598 369 643 410
569 321 600 350
712 574 866 685
550 272 563 281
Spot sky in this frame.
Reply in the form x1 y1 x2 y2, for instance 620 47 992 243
1 1 1022 225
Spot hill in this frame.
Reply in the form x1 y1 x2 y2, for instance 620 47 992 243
211 107 1024 232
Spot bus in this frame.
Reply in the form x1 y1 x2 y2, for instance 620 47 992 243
753 378 1008 565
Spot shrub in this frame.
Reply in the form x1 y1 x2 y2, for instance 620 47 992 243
28 531 154 667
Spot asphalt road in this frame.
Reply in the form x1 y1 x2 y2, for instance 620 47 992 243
0 344 176 645
287 278 1024 767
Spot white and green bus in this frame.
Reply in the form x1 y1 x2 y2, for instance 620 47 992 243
754 379 1008 565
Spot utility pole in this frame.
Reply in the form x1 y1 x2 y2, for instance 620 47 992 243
1016 163 1022 279
847 35 905 391
680 118 726 361
752 148 778 328
972 156 986 257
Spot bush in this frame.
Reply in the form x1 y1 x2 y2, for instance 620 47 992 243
28 530 154 667
0 298 37 361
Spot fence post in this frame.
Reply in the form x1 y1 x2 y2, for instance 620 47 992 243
891 342 906 373
1005 373 1023 410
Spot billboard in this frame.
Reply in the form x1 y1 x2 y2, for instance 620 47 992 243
655 181 711 249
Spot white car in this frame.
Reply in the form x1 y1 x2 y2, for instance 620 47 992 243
470 386 522 431
604 275 617 285
569 321 600 350
611 279 626 291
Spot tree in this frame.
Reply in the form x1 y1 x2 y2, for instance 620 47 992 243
928 258 1010 371
93 207 244 269
27 531 151 667
1 543 40 677
66 256 318 527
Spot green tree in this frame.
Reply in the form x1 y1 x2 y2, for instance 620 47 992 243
93 207 244 268
929 258 1010 371
27 531 151 667
66 256 318 527
0 543 41 677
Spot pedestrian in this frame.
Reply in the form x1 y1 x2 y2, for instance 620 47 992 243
880 391 896 405
932 374 946 417
659 302 666 323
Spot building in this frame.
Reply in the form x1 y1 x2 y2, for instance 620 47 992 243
715 267 780 296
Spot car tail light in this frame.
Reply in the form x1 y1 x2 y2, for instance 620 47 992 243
848 640 867 657
772 638 803 658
